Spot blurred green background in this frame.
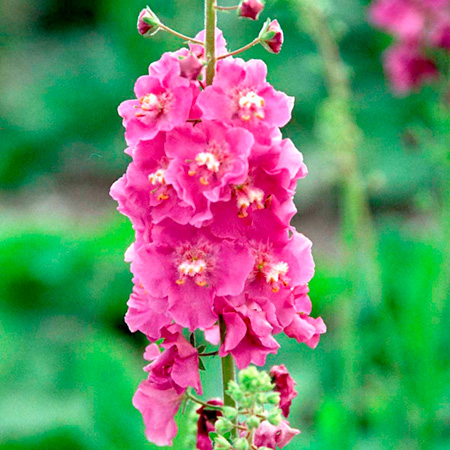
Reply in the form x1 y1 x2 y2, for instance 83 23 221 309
1 0 449 449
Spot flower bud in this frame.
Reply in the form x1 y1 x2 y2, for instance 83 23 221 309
238 0 265 21
222 406 239 421
267 409 282 426
179 53 204 80
137 8 161 37
214 436 232 448
259 19 283 54
233 437 250 450
247 415 261 429
215 418 234 434
266 392 281 405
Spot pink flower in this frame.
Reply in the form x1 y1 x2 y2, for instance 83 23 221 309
270 365 298 417
133 380 183 446
217 296 280 369
189 28 228 60
239 0 265 20
144 325 202 394
260 19 284 54
133 325 202 446
118 54 194 146
254 420 300 449
196 399 223 450
125 278 171 341
165 121 254 226
197 58 294 134
283 286 326 349
384 43 438 94
246 231 315 297
132 220 254 330
109 133 193 248
179 52 204 80
369 0 425 41
210 139 307 240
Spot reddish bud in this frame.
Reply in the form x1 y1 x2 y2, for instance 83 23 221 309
179 52 204 80
239 0 265 21
259 19 283 54
137 7 161 37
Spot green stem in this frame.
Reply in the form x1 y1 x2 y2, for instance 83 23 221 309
205 0 217 86
158 23 204 45
219 316 236 409
186 391 223 410
217 37 261 60
216 4 239 10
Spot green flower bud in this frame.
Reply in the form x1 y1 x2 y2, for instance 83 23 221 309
222 406 238 421
215 418 234 434
233 437 250 450
214 436 232 448
267 409 282 426
246 415 261 429
266 392 281 405
137 7 161 37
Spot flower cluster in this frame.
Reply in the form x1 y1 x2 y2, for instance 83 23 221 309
111 25 325 447
369 0 450 94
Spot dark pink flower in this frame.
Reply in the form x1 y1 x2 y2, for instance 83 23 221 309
260 19 284 54
132 221 254 330
284 286 326 349
118 54 194 146
239 0 265 20
137 8 161 37
196 399 223 450
165 122 254 226
125 278 171 341
217 297 280 369
270 365 298 417
384 43 438 94
431 18 450 50
254 420 300 449
197 58 294 134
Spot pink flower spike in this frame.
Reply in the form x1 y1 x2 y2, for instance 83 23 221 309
239 0 265 20
259 19 284 54
270 364 298 418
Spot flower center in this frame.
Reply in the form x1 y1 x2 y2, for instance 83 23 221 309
238 91 265 122
175 243 213 287
188 141 227 186
149 168 169 201
135 91 173 119
235 184 266 218
255 251 290 293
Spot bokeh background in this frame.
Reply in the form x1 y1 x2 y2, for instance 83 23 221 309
1 0 449 449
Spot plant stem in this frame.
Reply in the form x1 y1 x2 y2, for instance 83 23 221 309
186 391 223 410
217 37 261 60
205 0 217 86
205 0 237 431
158 23 204 45
219 316 236 409
216 4 239 10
